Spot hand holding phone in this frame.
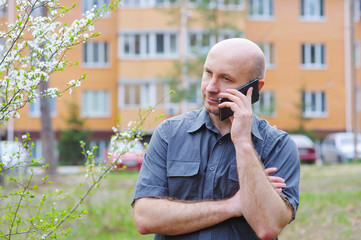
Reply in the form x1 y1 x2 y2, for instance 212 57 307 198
218 78 259 121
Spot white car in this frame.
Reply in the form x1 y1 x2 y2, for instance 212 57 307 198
321 132 361 163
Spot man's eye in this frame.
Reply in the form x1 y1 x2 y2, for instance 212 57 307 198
224 77 231 81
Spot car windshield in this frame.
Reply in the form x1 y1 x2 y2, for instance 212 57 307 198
340 136 361 145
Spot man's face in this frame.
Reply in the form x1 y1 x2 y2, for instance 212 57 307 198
201 49 250 116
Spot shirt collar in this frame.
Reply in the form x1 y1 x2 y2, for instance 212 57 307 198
187 108 213 133
187 107 264 141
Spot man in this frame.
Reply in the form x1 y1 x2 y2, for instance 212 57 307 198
132 38 300 240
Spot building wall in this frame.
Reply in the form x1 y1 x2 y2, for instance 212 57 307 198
1 0 360 156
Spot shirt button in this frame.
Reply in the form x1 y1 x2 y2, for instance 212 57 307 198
218 140 223 145
210 167 214 171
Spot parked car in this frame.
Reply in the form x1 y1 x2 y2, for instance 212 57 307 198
290 134 317 164
106 137 145 171
321 132 361 163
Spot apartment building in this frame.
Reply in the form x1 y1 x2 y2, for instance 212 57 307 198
2 0 361 161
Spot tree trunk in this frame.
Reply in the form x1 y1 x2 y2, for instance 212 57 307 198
40 80 57 176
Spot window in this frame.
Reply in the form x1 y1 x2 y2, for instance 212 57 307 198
120 0 244 8
302 91 327 117
29 98 56 117
187 0 244 9
355 0 361 21
301 43 326 69
31 1 48 17
30 140 43 162
0 39 6 58
90 139 108 163
354 40 361 68
188 30 242 55
155 0 179 7
119 31 178 59
0 2 6 17
119 82 167 108
300 0 324 20
253 91 275 116
82 90 110 117
258 42 275 68
83 0 109 12
248 0 274 19
83 41 109 67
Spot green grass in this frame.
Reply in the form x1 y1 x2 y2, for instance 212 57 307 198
279 163 361 239
3 163 361 239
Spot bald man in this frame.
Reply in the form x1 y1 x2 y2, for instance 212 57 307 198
132 38 300 240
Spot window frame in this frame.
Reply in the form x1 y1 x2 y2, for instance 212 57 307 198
248 0 274 20
302 90 327 118
28 98 57 118
82 90 111 118
187 29 243 56
83 41 110 68
119 81 166 108
253 90 276 117
300 0 325 21
118 30 179 59
301 43 326 69
258 42 275 69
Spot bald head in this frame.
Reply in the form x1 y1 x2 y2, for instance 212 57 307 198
207 38 266 80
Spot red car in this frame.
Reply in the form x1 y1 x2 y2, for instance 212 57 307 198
290 134 317 164
106 139 145 171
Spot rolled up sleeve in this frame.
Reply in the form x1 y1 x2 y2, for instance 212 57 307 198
132 122 169 205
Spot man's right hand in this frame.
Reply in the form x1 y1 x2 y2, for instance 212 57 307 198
264 167 286 193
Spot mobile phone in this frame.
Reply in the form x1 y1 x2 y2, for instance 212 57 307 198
218 78 259 121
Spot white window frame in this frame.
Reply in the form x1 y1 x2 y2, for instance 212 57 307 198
354 40 361 68
119 0 244 9
82 90 111 117
0 2 6 17
187 0 245 10
301 43 326 69
83 41 110 67
300 0 325 21
31 1 47 17
258 42 275 69
253 91 275 117
28 98 57 118
355 0 361 22
187 29 243 56
248 0 274 20
119 81 166 108
118 30 179 59
302 91 327 118
83 0 108 12
90 139 108 164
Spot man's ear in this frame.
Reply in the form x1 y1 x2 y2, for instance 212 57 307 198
258 79 265 91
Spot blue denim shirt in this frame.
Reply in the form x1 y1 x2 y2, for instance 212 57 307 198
133 108 300 240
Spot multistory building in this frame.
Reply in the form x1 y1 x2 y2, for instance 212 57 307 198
1 0 360 161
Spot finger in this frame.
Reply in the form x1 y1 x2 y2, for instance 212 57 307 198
268 176 285 183
264 167 277 175
270 182 287 189
246 87 253 103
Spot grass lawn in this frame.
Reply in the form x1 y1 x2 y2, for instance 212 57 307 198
2 162 361 239
279 162 361 240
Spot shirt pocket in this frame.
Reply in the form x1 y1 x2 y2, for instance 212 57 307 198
225 164 239 198
167 160 201 200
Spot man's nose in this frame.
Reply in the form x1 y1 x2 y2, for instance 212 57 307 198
206 78 220 93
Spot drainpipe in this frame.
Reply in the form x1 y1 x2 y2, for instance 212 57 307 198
344 0 353 133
